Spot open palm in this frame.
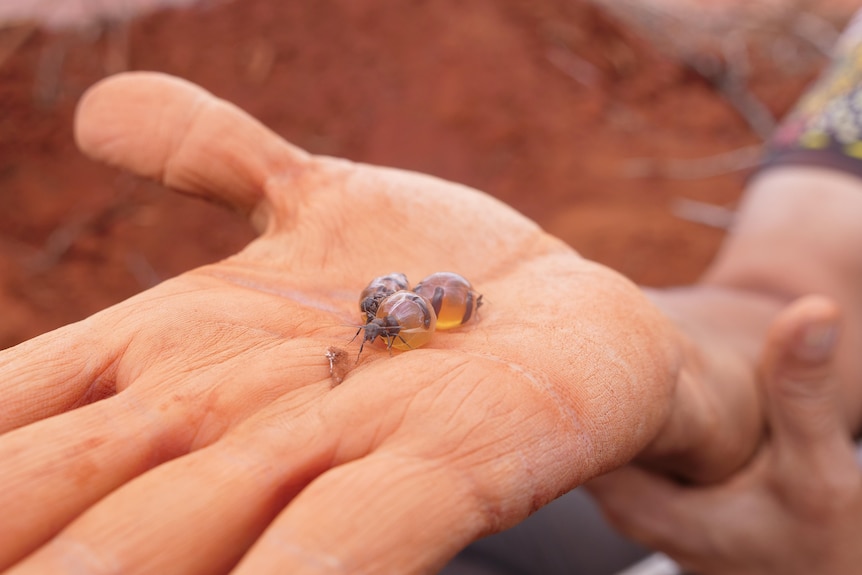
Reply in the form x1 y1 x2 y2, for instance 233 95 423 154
0 73 682 575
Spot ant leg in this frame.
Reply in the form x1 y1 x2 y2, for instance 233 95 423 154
355 338 368 364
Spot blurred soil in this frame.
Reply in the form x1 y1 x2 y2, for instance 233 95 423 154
0 0 854 348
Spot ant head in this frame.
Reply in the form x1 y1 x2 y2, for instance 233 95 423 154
352 317 402 363
362 321 383 342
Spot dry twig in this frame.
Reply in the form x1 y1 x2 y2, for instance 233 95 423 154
624 145 763 180
587 0 838 139
670 197 736 229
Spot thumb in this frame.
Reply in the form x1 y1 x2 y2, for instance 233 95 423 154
762 296 841 448
760 295 856 493
74 72 309 223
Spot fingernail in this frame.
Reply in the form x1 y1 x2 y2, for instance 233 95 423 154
793 321 838 362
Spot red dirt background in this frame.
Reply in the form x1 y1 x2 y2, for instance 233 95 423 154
0 0 855 349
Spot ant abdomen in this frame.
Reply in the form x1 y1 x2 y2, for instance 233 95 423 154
413 272 482 330
358 272 410 323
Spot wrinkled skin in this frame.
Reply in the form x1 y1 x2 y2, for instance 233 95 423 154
0 73 752 575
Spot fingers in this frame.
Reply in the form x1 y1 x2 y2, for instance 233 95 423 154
758 295 861 506
0 393 192 570
7 406 335 575
74 72 310 223
233 451 484 575
760 295 841 441
12 440 481 575
586 466 705 553
0 319 119 433
6 359 479 575
1 326 334 573
229 351 599 575
7 351 564 575
759 295 844 451
586 295 861 573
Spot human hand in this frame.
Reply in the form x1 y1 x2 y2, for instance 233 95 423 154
588 295 862 575
1 72 732 574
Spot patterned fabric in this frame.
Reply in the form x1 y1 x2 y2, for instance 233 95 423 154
763 11 862 173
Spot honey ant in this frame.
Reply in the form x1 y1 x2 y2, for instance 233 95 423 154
352 290 437 361
358 272 410 323
413 272 483 330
